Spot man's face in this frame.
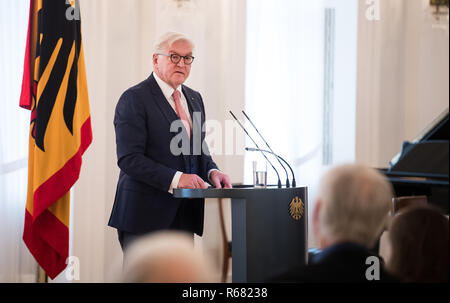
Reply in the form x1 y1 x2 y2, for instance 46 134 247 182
153 39 193 89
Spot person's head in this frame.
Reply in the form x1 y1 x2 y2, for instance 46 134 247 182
122 231 214 283
313 164 393 249
152 32 195 89
387 206 449 283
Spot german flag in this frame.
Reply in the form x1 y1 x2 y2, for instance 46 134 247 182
20 0 92 279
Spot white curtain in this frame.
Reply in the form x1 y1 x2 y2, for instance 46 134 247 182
0 0 38 282
245 0 326 249
245 0 358 247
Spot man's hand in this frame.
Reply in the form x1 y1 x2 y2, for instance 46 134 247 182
178 173 208 189
210 170 232 189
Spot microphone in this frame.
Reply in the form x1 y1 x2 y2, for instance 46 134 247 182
229 111 282 188
242 111 290 188
245 147 296 188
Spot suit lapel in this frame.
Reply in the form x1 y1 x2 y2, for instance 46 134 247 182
182 86 199 117
146 75 200 171
146 74 191 171
182 86 205 159
182 86 203 132
146 74 203 129
146 74 179 126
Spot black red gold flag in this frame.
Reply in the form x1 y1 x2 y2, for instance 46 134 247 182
19 0 92 279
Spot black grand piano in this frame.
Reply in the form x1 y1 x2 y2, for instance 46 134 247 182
380 109 449 214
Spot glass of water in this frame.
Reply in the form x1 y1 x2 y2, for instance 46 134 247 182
252 160 267 188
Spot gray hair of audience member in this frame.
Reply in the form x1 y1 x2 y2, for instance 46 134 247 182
313 164 393 249
122 231 214 283
153 31 195 54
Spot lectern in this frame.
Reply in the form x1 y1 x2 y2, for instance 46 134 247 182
173 186 308 282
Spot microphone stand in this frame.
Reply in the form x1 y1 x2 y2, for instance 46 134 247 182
242 111 290 187
229 111 282 188
245 147 296 188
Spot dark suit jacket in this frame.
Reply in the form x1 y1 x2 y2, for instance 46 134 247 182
108 73 218 236
269 242 400 283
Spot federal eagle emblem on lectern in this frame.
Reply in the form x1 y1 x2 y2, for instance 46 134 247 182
289 196 304 220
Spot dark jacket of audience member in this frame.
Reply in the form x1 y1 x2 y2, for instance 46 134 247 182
271 242 398 283
268 164 399 283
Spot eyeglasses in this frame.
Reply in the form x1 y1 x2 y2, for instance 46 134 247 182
157 53 195 65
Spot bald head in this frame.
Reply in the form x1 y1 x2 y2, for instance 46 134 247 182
122 231 214 283
313 164 393 249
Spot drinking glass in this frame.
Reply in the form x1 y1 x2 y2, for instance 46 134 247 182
252 160 267 188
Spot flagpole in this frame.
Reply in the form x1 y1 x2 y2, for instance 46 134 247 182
37 265 48 283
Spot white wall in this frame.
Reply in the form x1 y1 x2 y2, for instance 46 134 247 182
47 0 449 282
50 0 246 282
356 0 449 167
402 0 449 141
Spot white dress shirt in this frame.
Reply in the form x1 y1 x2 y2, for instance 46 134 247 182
153 72 217 193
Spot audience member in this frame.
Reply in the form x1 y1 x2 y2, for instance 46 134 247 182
270 164 398 282
121 231 215 283
387 205 449 283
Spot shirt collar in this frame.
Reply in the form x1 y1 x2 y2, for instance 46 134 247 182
153 72 182 101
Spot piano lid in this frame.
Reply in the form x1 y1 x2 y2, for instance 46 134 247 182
411 108 449 143
383 108 448 214
389 108 449 177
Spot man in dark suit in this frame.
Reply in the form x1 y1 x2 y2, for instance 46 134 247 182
270 164 399 282
108 32 231 251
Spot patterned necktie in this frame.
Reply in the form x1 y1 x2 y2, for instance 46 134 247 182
172 90 191 138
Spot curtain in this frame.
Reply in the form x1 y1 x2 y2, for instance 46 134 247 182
244 0 358 247
245 0 325 247
0 0 38 282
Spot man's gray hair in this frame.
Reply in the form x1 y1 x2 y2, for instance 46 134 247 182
317 164 393 248
122 231 214 283
153 31 195 54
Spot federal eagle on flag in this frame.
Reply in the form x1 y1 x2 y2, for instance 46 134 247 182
20 0 92 279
